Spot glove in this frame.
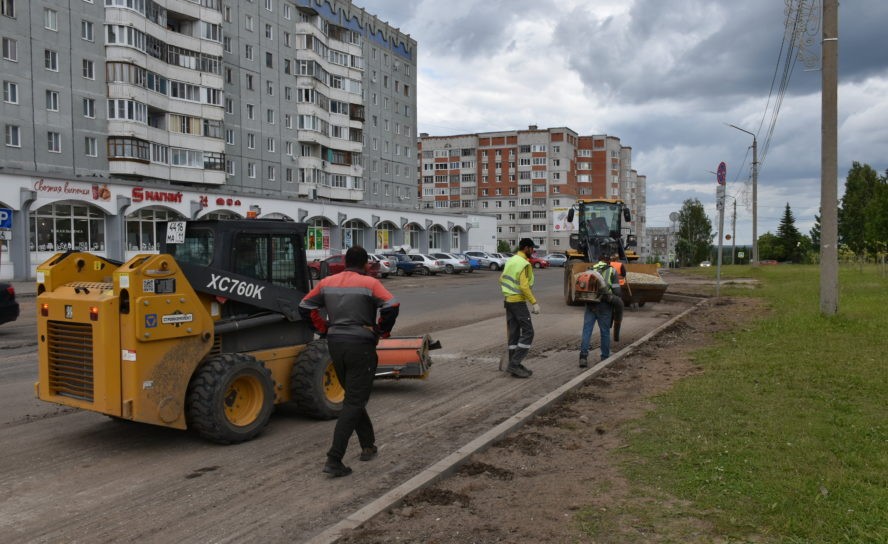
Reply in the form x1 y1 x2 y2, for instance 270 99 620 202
531 303 541 315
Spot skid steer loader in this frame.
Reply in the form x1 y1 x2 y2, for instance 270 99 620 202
35 219 439 444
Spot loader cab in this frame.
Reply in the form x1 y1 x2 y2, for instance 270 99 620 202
162 219 311 293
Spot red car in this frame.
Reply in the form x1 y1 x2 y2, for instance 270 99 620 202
308 254 380 279
528 254 550 269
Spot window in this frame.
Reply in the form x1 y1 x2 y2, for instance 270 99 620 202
4 124 20 147
2 80 16 103
45 90 59 111
44 49 58 71
266 109 275 124
82 59 95 79
265 23 272 39
246 104 254 119
265 51 273 68
245 15 253 31
44 8 57 31
85 136 97 157
246 74 254 90
31 203 106 253
266 137 275 152
247 162 256 178
83 98 96 119
265 0 273 11
225 129 234 145
266 80 273 95
267 165 275 180
47 131 61 152
81 20 94 41
2 37 16 61
247 133 255 149
1 0 14 18
245 44 254 60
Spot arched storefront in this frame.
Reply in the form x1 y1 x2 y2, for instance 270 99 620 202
450 225 467 252
374 221 399 252
305 217 334 260
429 224 446 252
341 219 370 249
30 202 108 261
125 207 186 255
404 223 422 250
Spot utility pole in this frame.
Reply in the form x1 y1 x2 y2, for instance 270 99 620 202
727 124 758 265
731 199 737 265
821 0 838 315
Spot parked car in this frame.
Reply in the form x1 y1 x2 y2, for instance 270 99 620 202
369 254 394 278
452 253 480 272
430 252 471 274
699 260 712 267
408 254 445 275
382 253 421 276
464 251 494 269
0 282 20 326
308 254 380 279
528 254 550 269
485 252 508 271
542 253 568 267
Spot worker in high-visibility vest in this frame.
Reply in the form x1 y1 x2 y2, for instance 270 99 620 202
579 258 620 368
499 238 541 378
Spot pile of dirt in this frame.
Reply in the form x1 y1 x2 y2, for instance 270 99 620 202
338 295 763 544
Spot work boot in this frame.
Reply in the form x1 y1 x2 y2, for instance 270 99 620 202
359 445 378 462
506 365 531 378
579 355 588 368
323 458 353 477
518 364 533 376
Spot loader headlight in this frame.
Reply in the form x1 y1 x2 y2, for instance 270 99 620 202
41 303 49 317
89 306 99 321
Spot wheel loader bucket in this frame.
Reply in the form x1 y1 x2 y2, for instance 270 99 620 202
375 334 440 380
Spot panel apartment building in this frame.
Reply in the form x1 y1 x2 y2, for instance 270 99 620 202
418 127 649 256
1 0 487 281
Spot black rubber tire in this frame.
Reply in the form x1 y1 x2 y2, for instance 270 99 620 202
291 339 343 420
417 266 429 276
533 262 541 269
489 263 499 271
310 268 319 280
396 268 405 276
445 264 454 274
186 353 275 444
564 261 583 306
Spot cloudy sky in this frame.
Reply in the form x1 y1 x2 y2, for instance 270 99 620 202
358 0 887 244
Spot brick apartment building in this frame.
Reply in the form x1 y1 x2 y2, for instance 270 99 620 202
417 126 648 256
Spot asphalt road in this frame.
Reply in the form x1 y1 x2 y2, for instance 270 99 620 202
0 267 691 543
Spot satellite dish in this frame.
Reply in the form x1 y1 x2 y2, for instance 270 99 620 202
669 212 679 222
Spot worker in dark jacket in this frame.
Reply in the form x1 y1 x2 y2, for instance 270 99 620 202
299 246 399 477
578 259 620 367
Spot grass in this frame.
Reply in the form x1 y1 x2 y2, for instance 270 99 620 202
615 264 888 543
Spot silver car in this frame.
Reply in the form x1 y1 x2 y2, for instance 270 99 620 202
464 251 495 270
369 254 394 278
542 253 568 267
408 254 446 275
430 252 471 274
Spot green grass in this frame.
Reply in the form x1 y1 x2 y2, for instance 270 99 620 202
617 264 888 543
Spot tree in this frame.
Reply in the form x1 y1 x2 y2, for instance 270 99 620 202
675 198 713 266
776 203 803 262
496 240 511 253
839 162 881 255
810 209 821 249
863 177 888 257
757 232 783 261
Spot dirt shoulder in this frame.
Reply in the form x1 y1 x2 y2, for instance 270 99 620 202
338 280 763 543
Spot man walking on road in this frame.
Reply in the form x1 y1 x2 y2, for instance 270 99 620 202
499 238 541 378
299 246 400 477
579 258 620 368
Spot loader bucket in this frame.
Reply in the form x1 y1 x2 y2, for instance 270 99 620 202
622 263 668 306
375 334 440 379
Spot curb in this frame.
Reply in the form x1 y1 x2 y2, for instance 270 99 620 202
305 297 708 544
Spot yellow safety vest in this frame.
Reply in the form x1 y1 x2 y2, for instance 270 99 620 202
500 255 534 301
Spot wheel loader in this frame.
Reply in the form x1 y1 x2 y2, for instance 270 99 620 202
35 219 439 444
563 199 668 307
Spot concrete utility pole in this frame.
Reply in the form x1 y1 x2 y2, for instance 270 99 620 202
727 124 758 265
820 0 838 315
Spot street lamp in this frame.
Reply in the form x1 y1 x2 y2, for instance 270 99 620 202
727 123 758 265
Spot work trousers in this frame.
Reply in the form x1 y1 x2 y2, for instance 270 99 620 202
326 340 378 462
505 301 534 367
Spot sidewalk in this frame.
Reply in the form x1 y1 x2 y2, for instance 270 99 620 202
10 280 36 298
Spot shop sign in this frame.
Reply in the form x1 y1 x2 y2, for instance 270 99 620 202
33 178 111 202
132 187 184 204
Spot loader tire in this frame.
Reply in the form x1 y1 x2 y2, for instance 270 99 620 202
291 339 343 420
564 260 583 306
186 354 274 444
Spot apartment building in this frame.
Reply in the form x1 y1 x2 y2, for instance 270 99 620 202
0 0 488 281
418 126 649 255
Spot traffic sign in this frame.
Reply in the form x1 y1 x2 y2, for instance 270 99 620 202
0 207 11 229
716 162 727 185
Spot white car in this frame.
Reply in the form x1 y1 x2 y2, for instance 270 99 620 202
430 252 471 274
408 254 445 275
369 254 394 278
464 251 500 270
